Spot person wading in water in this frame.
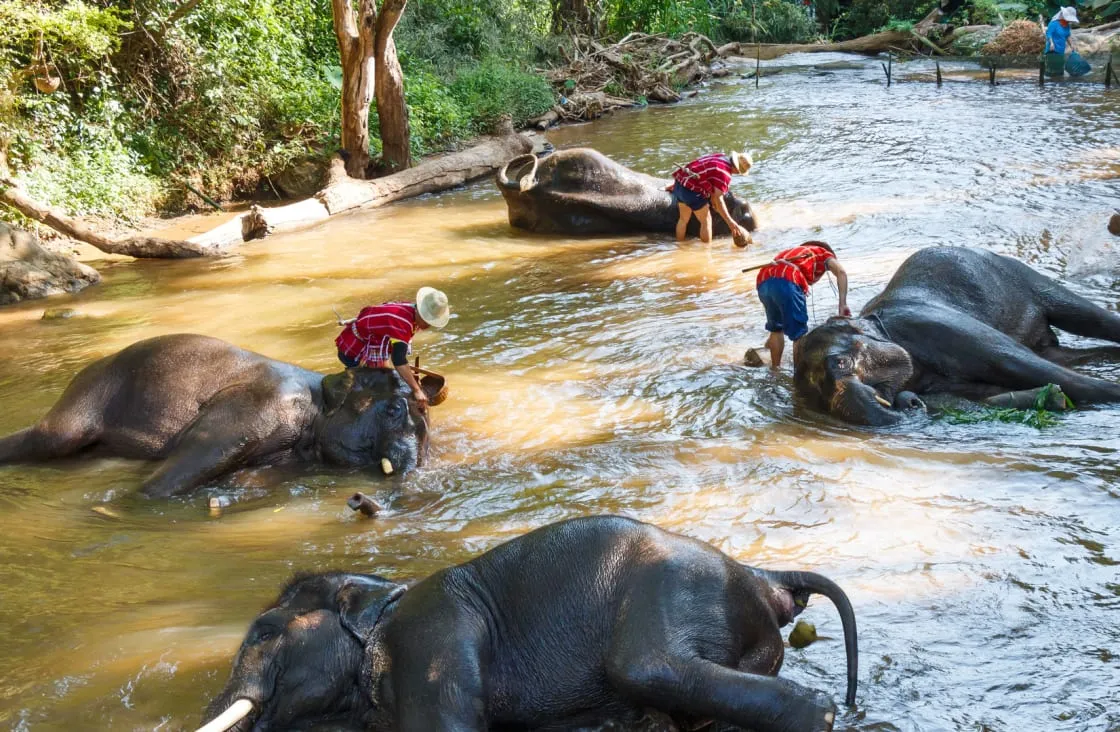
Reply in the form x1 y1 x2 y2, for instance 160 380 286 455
335 287 450 412
666 151 753 246
755 241 849 368
1044 7 1079 75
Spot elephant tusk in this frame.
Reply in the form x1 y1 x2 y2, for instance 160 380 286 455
195 699 253 732
874 394 892 408
381 457 394 475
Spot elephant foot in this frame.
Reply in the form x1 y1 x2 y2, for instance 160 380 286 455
984 384 1072 411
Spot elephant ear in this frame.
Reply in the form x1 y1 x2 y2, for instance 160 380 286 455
321 370 356 415
336 575 407 642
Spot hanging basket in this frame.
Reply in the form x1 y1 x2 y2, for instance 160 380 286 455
33 73 61 94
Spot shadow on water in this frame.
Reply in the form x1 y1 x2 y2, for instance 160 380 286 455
0 53 1119 730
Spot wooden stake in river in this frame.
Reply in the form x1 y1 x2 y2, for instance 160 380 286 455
936 61 942 86
1107 59 1114 89
881 52 892 86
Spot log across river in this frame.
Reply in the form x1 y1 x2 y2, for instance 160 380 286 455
0 53 1118 728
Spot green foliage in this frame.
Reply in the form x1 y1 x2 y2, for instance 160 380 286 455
449 60 554 132
834 0 937 39
403 67 471 156
939 406 1063 429
938 385 1074 430
723 0 818 43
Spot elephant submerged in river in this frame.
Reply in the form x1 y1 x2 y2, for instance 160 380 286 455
794 247 1120 425
497 147 758 237
0 334 444 497
201 515 857 732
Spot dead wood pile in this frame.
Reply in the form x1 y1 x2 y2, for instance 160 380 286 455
530 32 731 128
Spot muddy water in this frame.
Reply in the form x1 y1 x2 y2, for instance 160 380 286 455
1 54 1119 730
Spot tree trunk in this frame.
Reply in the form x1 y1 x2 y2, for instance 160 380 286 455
551 0 599 35
722 30 920 61
333 0 377 178
374 0 410 172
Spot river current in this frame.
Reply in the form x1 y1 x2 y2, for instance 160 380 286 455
0 53 1118 730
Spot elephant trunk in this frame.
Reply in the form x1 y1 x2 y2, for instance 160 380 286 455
759 569 858 706
498 154 538 191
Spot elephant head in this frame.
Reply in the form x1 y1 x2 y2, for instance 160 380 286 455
316 368 442 476
794 317 922 426
201 573 405 732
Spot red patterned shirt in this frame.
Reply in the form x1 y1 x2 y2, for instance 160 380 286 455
335 302 418 365
672 153 734 197
756 244 835 293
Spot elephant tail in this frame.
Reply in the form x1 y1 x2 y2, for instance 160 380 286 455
757 569 858 706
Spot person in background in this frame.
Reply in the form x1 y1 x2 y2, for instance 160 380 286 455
755 241 849 368
335 286 450 411
1044 7 1079 74
665 151 753 246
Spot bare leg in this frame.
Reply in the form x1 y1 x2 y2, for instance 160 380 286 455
766 331 786 369
697 205 713 243
675 203 692 241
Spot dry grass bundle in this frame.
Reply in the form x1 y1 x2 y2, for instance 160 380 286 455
981 20 1045 56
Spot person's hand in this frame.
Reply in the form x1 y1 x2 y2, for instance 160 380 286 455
732 226 752 248
413 389 429 414
839 305 852 317
664 183 675 192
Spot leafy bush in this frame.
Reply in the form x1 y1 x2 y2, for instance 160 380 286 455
449 60 554 133
836 0 938 38
404 68 471 156
722 0 818 43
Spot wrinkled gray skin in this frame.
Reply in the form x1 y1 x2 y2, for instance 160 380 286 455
795 247 1120 425
497 148 758 236
204 515 858 732
0 334 439 496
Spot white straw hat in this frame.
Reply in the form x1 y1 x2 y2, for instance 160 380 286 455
730 151 753 174
415 287 450 329
1052 6 1079 23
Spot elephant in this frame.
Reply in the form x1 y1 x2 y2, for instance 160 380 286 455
794 246 1120 425
0 334 445 497
496 148 758 237
201 515 858 732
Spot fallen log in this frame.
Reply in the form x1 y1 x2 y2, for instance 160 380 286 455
0 128 534 259
721 30 926 60
1 178 220 258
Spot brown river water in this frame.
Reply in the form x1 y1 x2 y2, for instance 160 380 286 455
1 54 1118 731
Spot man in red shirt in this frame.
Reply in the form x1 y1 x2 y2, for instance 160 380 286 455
755 241 849 368
335 286 450 410
667 151 753 246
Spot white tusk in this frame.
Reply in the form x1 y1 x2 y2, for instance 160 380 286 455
195 698 254 732
874 394 892 408
381 457 394 475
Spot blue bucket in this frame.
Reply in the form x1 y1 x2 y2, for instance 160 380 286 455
1065 52 1091 77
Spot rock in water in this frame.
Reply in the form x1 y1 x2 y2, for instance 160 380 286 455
1 223 99 306
789 620 819 649
274 159 327 199
1109 213 1120 237
41 307 78 320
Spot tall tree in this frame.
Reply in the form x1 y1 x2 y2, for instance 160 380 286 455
331 0 410 178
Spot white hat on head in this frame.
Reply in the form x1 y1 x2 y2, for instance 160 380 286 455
730 150 753 174
415 287 450 329
1052 6 1079 23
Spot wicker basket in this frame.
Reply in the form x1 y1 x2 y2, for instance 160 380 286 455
416 369 449 406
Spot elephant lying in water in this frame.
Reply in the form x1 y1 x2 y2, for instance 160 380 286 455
497 147 758 237
795 247 1120 425
202 515 857 732
0 334 444 497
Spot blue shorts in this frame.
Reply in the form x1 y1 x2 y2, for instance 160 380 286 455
338 350 361 368
672 181 710 211
758 276 809 341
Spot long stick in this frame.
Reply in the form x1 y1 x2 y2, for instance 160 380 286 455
936 61 942 86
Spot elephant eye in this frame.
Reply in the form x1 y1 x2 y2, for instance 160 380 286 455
829 355 853 372
251 626 280 644
385 397 406 419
